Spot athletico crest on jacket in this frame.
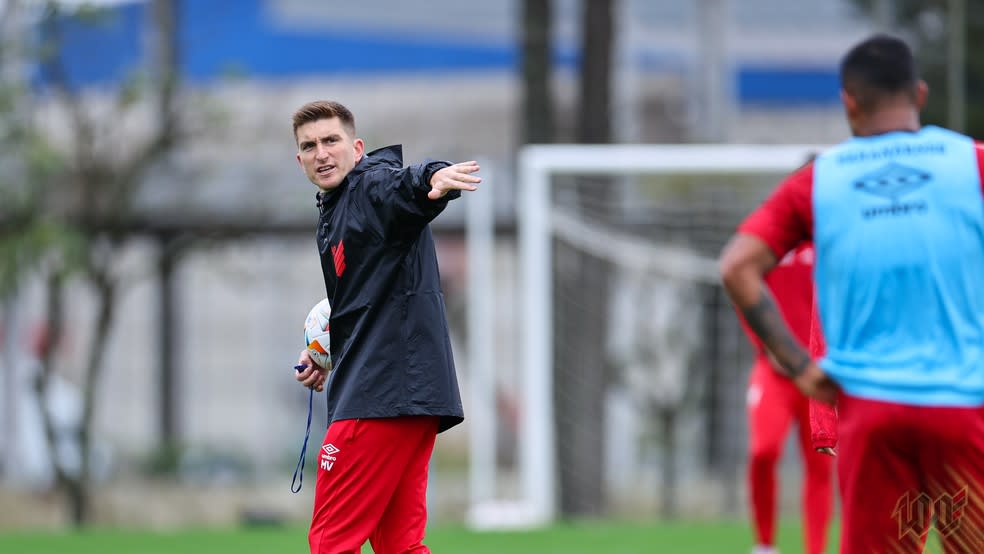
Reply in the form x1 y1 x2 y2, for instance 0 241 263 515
329 241 346 277
314 145 464 433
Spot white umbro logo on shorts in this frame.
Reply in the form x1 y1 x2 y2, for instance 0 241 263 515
320 444 340 471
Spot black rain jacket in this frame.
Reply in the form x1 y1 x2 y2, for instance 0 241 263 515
314 145 463 433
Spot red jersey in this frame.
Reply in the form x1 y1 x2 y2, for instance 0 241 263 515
737 242 815 357
737 162 836 448
737 162 815 262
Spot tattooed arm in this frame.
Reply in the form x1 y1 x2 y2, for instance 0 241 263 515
742 286 813 377
720 234 837 403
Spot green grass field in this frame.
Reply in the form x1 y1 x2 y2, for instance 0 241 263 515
0 521 838 554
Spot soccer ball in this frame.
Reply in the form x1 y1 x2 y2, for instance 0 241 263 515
304 298 332 371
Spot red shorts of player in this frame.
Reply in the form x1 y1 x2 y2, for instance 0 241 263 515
747 358 833 554
837 394 984 553
308 416 439 554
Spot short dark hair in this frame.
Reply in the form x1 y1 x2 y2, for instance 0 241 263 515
292 100 356 141
840 35 919 111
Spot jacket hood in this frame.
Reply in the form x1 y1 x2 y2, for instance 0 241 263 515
349 145 403 178
316 145 403 207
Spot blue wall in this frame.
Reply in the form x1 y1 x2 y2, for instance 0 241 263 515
38 0 839 106
737 66 841 106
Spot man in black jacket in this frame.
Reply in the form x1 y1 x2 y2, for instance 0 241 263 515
291 100 479 554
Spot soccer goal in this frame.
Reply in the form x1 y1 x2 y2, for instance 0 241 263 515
465 143 827 529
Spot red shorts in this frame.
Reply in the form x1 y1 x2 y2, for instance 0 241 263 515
837 394 984 553
308 416 439 554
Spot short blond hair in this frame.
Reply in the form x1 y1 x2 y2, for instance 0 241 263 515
291 100 356 141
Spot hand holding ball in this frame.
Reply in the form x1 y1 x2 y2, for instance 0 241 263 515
290 299 331 493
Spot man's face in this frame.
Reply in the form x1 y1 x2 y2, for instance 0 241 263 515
296 117 364 191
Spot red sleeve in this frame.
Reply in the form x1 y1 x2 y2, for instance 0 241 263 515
807 295 837 448
737 163 815 260
807 295 825 358
810 400 837 449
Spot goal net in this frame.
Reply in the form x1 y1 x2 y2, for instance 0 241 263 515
465 144 825 528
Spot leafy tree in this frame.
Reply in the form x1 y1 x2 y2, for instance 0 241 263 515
0 0 181 525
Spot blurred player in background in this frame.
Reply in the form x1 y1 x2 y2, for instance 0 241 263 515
737 241 833 554
720 35 984 552
291 100 480 553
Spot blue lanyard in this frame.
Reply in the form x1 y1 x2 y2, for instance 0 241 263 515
291 365 315 493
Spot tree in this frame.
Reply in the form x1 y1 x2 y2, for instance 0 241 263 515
521 0 555 145
551 0 616 517
576 0 613 145
0 0 182 525
850 0 984 136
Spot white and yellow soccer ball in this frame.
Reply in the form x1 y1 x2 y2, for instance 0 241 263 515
304 298 332 371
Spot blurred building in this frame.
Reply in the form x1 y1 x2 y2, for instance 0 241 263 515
29 0 875 225
1 0 881 526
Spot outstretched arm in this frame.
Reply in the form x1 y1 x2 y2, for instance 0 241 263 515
720 233 837 405
361 159 482 240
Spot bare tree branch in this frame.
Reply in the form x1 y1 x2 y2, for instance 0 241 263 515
38 3 99 213
74 267 116 524
107 0 180 216
35 269 71 492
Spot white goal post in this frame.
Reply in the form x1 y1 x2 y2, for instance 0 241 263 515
465 143 827 529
